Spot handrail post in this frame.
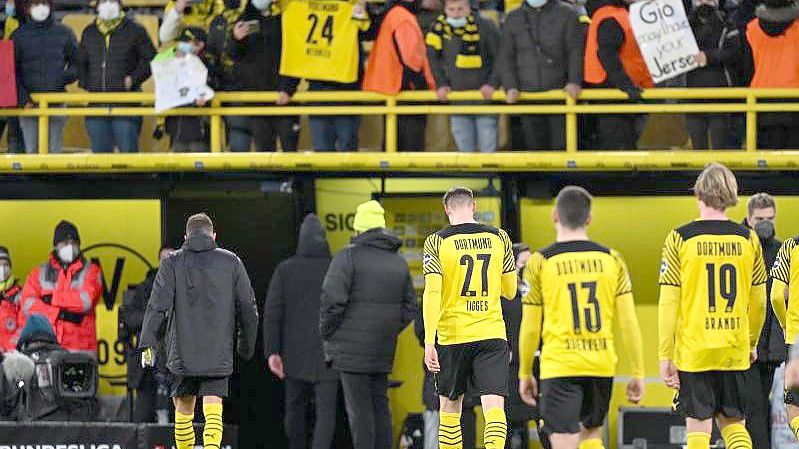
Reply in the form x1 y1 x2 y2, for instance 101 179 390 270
385 96 398 153
565 94 578 153
37 99 49 154
210 97 222 153
746 93 757 152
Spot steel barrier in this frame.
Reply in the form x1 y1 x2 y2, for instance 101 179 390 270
0 88 797 170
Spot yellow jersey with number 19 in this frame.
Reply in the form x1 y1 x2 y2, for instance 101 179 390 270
422 223 516 346
280 0 363 83
658 220 767 372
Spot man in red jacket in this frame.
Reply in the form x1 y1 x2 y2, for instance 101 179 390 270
19 221 103 352
0 246 22 352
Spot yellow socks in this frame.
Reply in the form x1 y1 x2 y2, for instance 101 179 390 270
203 402 224 449
578 438 605 449
686 432 710 449
439 411 463 449
791 416 799 441
720 424 752 449
174 410 195 449
483 407 507 449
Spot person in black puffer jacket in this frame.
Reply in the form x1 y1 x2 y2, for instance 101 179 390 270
11 0 76 154
320 200 417 449
686 0 739 150
227 0 299 152
264 214 339 449
77 0 156 153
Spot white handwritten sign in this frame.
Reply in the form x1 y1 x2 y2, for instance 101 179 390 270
151 51 212 113
630 0 700 83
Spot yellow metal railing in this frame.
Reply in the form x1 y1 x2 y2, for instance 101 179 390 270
1 88 798 155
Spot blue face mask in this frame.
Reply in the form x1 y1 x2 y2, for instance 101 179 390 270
446 16 467 28
525 0 547 7
176 41 195 54
4 3 13 16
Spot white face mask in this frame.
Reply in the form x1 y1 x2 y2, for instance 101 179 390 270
251 0 273 10
0 266 9 282
29 3 49 21
57 244 78 264
97 1 120 21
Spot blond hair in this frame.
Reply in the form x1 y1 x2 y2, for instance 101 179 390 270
694 163 738 211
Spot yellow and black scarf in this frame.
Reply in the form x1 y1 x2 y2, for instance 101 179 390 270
97 11 126 37
425 13 482 69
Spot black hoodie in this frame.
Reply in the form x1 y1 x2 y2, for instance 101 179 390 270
139 234 259 377
320 227 418 373
263 214 337 382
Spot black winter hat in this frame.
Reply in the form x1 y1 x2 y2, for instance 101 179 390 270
53 220 80 246
0 246 10 265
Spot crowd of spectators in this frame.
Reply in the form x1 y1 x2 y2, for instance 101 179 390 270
0 0 797 152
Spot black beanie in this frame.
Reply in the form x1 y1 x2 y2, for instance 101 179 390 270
53 220 80 246
0 246 10 266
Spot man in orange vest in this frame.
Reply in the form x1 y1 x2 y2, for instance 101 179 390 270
363 0 435 151
742 0 799 149
583 0 654 150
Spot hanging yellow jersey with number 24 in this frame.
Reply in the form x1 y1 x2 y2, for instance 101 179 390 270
280 0 362 84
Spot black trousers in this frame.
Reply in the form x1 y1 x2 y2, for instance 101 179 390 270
252 116 300 152
398 115 426 152
285 378 339 449
340 372 393 449
758 113 799 149
595 114 641 150
519 115 565 150
745 361 779 449
687 114 730 150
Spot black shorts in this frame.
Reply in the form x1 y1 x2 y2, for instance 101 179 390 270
676 371 747 420
435 339 509 400
171 376 229 398
539 377 612 434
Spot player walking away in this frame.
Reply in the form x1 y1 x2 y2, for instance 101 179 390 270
518 186 645 449
422 187 518 449
658 163 767 449
769 227 799 440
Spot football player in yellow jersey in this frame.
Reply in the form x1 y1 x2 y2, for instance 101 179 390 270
770 233 799 439
517 186 645 449
422 187 517 449
658 163 767 449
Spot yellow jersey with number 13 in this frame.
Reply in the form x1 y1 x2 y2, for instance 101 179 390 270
422 223 516 346
280 0 363 83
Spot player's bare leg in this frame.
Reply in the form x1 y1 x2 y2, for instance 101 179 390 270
576 425 605 449
439 395 464 449
480 395 506 449
549 432 580 449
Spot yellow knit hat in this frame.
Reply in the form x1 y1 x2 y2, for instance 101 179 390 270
353 200 386 232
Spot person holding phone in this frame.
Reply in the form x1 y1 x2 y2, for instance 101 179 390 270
228 0 300 151
158 0 224 44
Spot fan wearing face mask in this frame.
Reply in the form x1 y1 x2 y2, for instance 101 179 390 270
18 220 103 353
76 0 156 153
11 0 77 154
0 247 21 352
685 0 739 150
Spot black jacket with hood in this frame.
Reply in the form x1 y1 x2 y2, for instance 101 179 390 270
320 228 418 374
687 5 739 88
139 234 259 377
264 214 337 382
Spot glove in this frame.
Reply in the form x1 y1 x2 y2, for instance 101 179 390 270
621 85 644 103
141 347 155 368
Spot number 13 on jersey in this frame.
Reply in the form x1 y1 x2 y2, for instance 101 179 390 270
280 0 361 83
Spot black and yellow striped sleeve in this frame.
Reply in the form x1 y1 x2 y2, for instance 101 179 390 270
751 231 768 285
522 252 544 306
658 230 682 287
423 233 443 276
612 249 633 297
771 238 796 285
500 229 516 274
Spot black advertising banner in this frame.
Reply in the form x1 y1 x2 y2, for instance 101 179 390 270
137 424 238 449
0 422 138 449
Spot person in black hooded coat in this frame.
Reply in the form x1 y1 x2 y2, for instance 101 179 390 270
320 200 417 449
264 214 339 449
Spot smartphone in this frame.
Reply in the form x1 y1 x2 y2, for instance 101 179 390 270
245 20 260 35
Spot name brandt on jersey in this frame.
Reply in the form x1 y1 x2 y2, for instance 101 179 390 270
696 241 743 256
556 258 605 276
566 337 608 351
706 316 742 331
454 238 494 251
